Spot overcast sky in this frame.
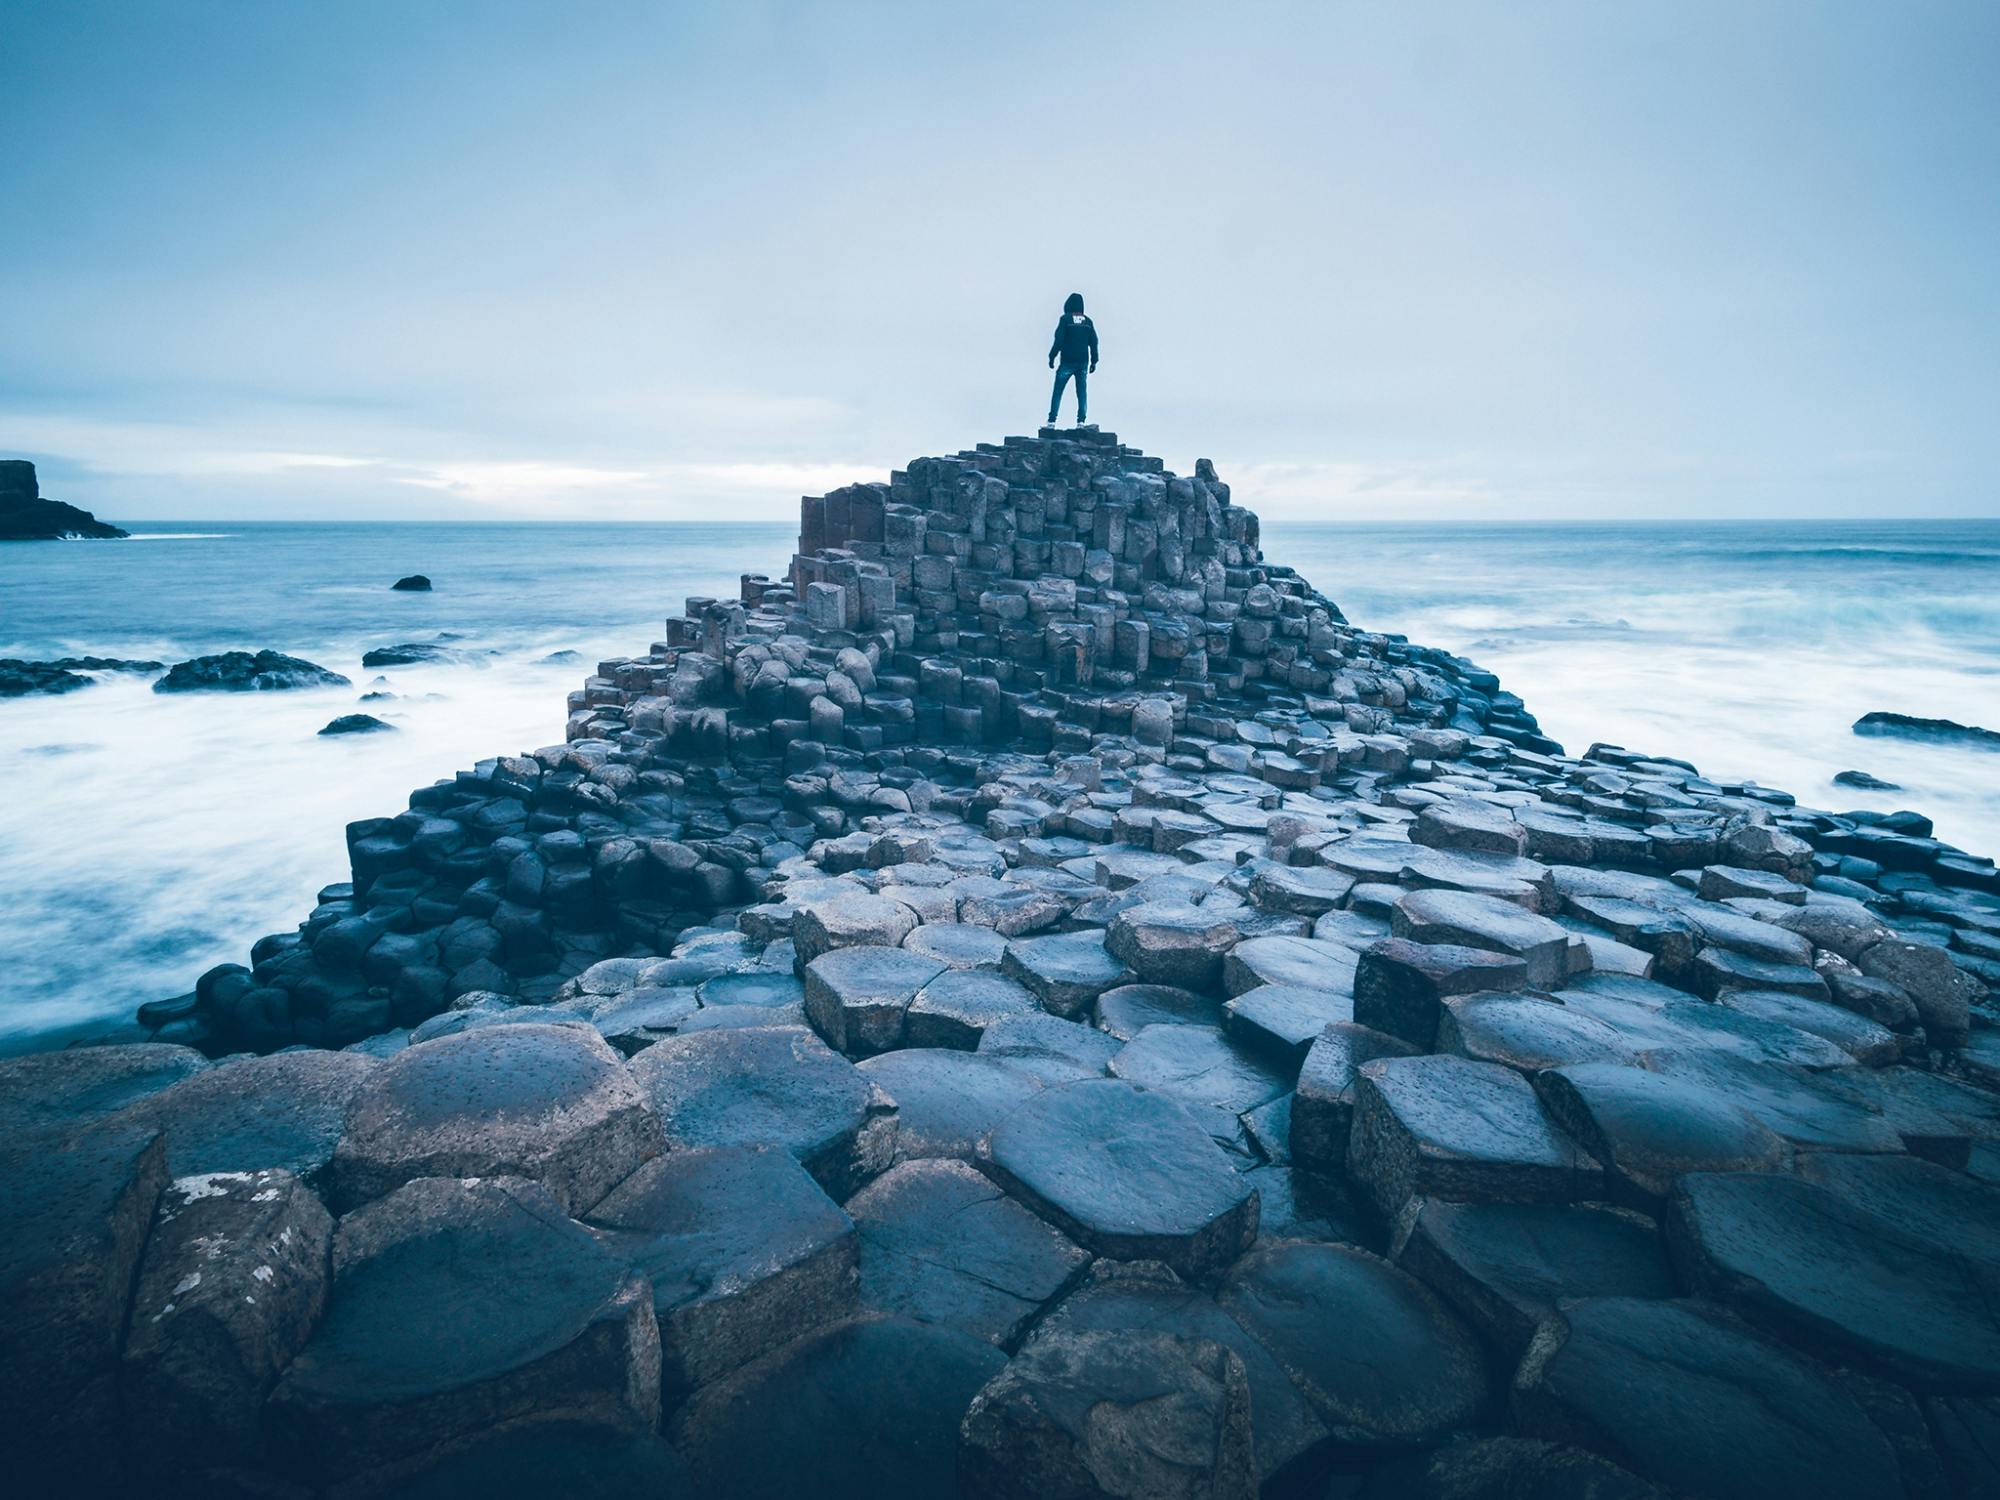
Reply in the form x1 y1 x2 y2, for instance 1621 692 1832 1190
4 1 1996 522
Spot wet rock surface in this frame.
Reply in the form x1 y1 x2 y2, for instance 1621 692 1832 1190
12 428 1998 1492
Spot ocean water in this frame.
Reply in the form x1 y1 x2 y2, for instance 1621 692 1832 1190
2 517 1996 1051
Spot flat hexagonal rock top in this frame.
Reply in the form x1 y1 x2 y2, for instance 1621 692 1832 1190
1108 1025 1289 1136
1218 1241 1488 1450
1393 1199 1673 1359
0 1043 208 1138
978 1078 1259 1279
1034 1260 1330 1487
857 1048 1047 1162
1438 992 1639 1073
118 1049 378 1190
586 1145 857 1399
1513 1296 1902 1500
267 1177 658 1489
1224 983 1357 1061
849 1159 1089 1348
1096 983 1225 1040
978 1012 1122 1085
1349 1055 1601 1218
1715 988 1900 1065
902 921 1010 970
1393 889 1574 989
1644 1052 1904 1154
905 968 1042 1050
1224 934 1361 996
1535 1062 1788 1203
332 1023 661 1214
1002 929 1133 1019
629 1025 896 1199
674 1314 1007 1500
958 1327 1256 1500
1667 1163 2000 1390
802 943 949 1055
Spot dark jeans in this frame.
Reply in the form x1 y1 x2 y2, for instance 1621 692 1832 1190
1049 363 1088 424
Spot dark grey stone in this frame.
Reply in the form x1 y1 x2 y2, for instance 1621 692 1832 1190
267 1177 658 1490
629 1025 898 1199
1512 1296 1902 1500
958 1327 1255 1500
1354 937 1527 1050
332 1022 661 1214
586 1144 857 1402
857 1047 1047 1161
1348 1055 1601 1218
1218 1241 1489 1451
0 1043 208 1137
673 1315 1007 1500
905 968 1042 1049
979 1078 1259 1278
1095 982 1224 1040
1393 1199 1673 1360
1002 928 1133 1018
1223 983 1355 1062
802 943 949 1054
120 1168 333 1478
1438 991 1640 1072
850 1158 1089 1347
1392 889 1572 988
1291 1021 1422 1174
1535 1062 1789 1203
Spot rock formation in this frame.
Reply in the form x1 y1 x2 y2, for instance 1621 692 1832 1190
0 458 129 539
5 426 1998 1497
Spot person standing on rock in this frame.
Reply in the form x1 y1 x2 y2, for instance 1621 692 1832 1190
1047 292 1099 427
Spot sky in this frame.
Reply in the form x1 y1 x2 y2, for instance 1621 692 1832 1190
2 1 1996 523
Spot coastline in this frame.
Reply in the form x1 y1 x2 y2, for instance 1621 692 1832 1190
3 430 1995 1495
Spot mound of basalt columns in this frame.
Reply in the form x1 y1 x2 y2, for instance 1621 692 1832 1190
5 426 1998 1495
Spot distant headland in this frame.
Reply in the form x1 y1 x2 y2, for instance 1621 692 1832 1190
0 458 129 540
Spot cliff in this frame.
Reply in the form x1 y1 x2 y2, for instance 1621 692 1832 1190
0 458 129 539
2 427 1996 1497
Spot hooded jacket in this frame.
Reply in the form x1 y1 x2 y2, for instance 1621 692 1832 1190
1049 296 1099 370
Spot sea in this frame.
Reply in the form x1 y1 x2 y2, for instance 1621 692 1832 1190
3 517 1997 1052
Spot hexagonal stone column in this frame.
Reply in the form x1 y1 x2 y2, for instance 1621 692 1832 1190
1347 1055 1602 1219
117 1048 378 1191
803 944 949 1055
1001 929 1133 1019
332 1023 661 1214
1291 1021 1420 1173
1354 937 1527 1050
1665 1160 2000 1391
857 1049 1049 1162
629 1025 898 1198
267 1178 659 1490
849 1159 1089 1347
958 1327 1256 1500
1217 1242 1488 1452
1106 902 1242 990
1513 1296 1902 1500
1392 890 1574 988
1534 1063 1788 1205
120 1169 333 1479
587 1144 858 1405
905 969 1042 1049
978 1078 1258 1278
1392 1199 1673 1359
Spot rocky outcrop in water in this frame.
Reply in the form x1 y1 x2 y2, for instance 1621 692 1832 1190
1855 711 2000 750
6 427 1998 1496
391 573 433 591
0 458 129 539
153 650 351 693
0 656 163 697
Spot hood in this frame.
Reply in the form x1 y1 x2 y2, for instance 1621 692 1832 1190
1063 292 1085 316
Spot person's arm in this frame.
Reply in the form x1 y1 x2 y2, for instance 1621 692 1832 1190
1087 320 1099 371
1049 321 1062 367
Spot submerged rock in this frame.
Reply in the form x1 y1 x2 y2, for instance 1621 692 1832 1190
319 712 395 735
1853 710 2000 749
154 649 350 692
